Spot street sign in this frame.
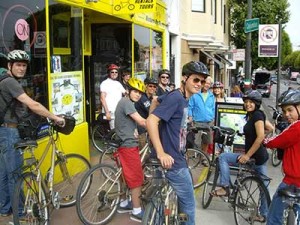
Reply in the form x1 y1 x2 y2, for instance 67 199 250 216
232 49 245 61
258 24 279 57
244 18 259 33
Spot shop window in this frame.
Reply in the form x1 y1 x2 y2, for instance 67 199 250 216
152 31 163 77
48 2 84 123
134 24 150 80
49 3 82 72
0 0 48 107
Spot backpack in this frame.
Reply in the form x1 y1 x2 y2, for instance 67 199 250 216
0 74 13 125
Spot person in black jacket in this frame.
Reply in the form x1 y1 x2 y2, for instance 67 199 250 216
135 77 158 148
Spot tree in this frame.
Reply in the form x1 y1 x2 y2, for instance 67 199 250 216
228 0 291 71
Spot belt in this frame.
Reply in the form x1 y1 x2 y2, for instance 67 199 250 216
1 123 18 128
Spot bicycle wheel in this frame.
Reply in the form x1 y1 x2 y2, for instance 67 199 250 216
286 207 296 225
165 185 179 225
13 172 49 225
76 164 121 225
91 124 116 153
99 148 117 167
271 149 282 167
234 176 271 225
142 196 164 225
49 153 91 207
186 148 210 189
202 159 219 209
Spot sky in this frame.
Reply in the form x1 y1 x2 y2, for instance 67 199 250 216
285 0 300 50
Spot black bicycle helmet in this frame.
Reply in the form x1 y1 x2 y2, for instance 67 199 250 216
144 77 158 85
182 61 209 78
278 89 300 107
158 69 170 77
242 90 262 106
7 50 30 63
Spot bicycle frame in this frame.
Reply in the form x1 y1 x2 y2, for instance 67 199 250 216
21 124 68 208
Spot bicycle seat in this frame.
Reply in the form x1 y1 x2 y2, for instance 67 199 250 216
279 185 300 199
14 140 38 150
145 158 161 167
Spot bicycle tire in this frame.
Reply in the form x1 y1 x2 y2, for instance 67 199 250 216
271 149 282 167
186 148 210 189
142 196 164 225
48 153 91 207
91 124 116 153
76 164 121 225
202 159 219 209
12 172 49 225
233 176 271 225
99 147 117 167
286 207 297 225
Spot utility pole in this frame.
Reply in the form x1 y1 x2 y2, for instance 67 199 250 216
276 22 282 109
244 0 252 91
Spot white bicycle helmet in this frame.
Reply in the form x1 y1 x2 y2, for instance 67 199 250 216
7 50 30 62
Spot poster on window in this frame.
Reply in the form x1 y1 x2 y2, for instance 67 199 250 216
49 71 84 124
215 102 247 153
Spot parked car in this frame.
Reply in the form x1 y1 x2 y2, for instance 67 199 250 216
252 70 271 98
290 72 299 81
270 73 277 84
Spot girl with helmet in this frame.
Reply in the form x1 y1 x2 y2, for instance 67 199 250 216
264 88 300 225
212 81 225 102
147 61 209 225
212 89 270 222
114 77 146 222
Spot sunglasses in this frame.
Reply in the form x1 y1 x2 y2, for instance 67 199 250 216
148 84 157 88
192 78 205 84
110 71 118 74
160 76 169 79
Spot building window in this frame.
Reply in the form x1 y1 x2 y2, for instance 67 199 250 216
0 0 48 107
192 0 205 12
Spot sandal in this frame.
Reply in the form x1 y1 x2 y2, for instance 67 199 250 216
210 187 229 197
246 215 266 223
253 215 266 223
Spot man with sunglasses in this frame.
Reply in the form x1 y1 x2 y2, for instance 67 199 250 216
156 69 171 96
147 61 209 225
135 77 158 149
100 64 126 129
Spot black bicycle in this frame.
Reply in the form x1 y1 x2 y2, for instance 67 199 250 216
202 126 272 225
91 113 117 153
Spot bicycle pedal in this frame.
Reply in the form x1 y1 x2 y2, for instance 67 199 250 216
63 195 73 201
178 213 188 222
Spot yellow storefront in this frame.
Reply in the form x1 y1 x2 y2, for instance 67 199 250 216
0 0 167 169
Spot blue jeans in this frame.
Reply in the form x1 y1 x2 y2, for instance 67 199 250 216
0 127 23 215
218 152 269 218
166 167 195 225
267 182 300 225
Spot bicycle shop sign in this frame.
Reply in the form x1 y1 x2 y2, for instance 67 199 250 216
113 0 157 14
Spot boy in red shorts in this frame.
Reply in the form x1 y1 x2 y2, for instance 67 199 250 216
114 77 146 222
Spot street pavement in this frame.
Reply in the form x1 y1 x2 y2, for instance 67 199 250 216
1 78 294 225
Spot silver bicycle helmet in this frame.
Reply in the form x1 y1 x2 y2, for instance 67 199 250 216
7 50 30 62
243 90 262 106
278 89 300 107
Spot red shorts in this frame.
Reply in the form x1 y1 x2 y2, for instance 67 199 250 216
117 146 144 189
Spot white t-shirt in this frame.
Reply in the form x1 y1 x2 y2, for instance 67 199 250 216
100 78 125 113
